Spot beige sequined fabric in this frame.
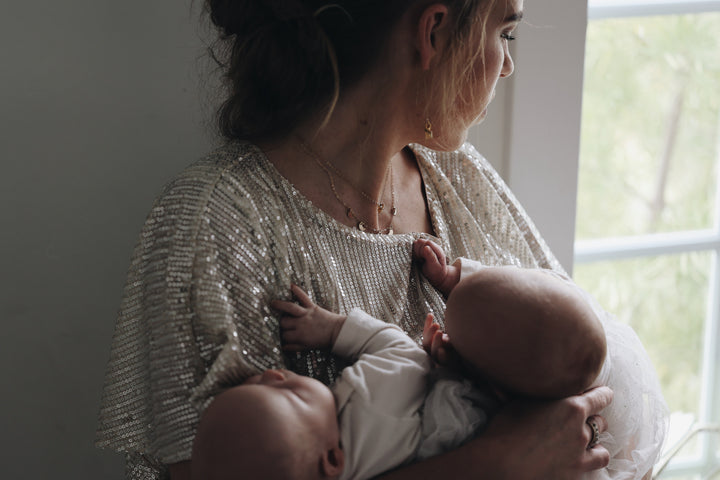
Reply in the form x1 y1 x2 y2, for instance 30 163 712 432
96 141 561 479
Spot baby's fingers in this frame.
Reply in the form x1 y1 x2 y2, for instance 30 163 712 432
430 330 445 365
423 314 436 336
424 241 446 265
279 315 298 331
413 238 431 260
424 313 434 330
290 284 316 308
422 314 439 352
271 299 306 317
281 328 303 347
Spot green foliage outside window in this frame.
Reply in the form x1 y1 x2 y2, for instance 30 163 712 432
574 252 710 416
575 13 720 463
577 13 720 239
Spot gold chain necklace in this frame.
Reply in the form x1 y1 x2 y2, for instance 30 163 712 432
320 154 391 214
300 142 398 234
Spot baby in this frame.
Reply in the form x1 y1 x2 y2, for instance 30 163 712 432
191 239 608 480
414 238 607 399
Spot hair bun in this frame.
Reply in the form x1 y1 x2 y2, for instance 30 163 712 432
207 0 312 37
205 0 422 141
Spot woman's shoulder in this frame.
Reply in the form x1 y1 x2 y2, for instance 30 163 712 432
148 142 275 222
158 142 265 199
131 141 281 266
410 142 500 180
410 142 509 200
411 142 562 270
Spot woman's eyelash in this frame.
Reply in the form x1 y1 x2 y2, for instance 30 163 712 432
501 32 516 41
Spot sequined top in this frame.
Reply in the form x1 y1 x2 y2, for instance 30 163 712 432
96 141 561 479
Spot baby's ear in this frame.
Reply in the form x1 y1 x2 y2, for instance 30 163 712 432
320 445 344 478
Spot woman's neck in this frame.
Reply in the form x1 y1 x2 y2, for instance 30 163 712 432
297 82 416 200
259 46 433 234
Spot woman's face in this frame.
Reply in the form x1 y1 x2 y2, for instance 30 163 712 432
459 0 524 128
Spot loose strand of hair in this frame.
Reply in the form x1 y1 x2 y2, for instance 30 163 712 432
314 28 341 135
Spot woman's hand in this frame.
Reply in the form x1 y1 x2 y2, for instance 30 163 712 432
480 386 614 479
375 386 613 480
271 284 345 351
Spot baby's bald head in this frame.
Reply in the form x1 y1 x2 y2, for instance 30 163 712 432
444 267 606 398
192 370 344 480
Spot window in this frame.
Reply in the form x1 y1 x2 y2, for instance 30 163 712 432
575 1 720 478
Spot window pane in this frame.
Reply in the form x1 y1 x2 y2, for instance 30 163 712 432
574 251 712 459
577 13 720 240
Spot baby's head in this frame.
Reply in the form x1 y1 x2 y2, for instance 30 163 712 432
192 369 344 480
444 267 606 398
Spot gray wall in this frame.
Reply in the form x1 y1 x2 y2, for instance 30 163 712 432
0 2 507 478
1 2 212 478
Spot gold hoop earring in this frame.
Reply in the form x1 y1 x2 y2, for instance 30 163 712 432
424 118 433 140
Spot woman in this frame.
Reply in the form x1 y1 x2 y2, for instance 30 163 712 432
97 0 665 478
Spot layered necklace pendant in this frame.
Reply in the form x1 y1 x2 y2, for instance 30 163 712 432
348 208 395 235
302 140 398 235
357 220 393 235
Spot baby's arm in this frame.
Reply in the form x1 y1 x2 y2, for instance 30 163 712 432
413 239 460 297
273 284 428 363
271 284 345 351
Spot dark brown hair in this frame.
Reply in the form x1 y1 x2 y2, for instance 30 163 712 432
205 0 491 142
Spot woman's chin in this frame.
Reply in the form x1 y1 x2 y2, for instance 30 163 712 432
473 109 489 126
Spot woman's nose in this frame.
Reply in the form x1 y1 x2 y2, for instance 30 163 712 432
501 50 514 78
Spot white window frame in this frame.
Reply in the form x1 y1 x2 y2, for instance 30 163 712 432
589 0 720 19
578 2 720 477
468 0 720 477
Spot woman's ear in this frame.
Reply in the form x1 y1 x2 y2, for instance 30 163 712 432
416 3 450 70
320 445 345 478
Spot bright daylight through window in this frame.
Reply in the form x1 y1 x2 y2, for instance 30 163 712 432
575 1 720 478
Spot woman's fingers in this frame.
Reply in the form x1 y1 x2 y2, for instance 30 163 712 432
587 414 608 435
582 443 611 471
573 388 612 458
577 389 611 469
580 386 614 416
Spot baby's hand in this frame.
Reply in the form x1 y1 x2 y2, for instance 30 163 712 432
271 284 345 352
413 239 459 296
422 313 462 370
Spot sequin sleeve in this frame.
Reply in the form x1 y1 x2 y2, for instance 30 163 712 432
96 148 287 470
